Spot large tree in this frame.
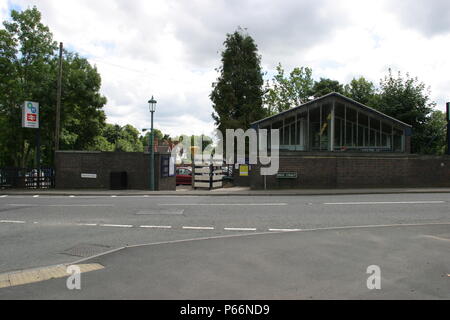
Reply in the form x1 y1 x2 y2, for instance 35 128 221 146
344 77 377 106
375 69 435 154
311 78 344 98
211 28 266 134
101 124 143 152
0 7 57 167
0 7 107 167
264 63 314 115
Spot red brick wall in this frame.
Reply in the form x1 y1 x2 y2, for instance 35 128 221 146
250 152 450 189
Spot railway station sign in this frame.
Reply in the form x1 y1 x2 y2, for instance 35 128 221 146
22 101 39 129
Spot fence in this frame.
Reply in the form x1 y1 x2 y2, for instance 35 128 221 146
0 168 55 189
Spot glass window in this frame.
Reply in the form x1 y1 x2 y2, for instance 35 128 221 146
290 123 296 145
309 105 321 150
393 128 404 152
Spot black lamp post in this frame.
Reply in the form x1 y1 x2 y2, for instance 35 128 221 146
148 96 157 190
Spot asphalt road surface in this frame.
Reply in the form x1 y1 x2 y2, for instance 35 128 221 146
0 193 449 299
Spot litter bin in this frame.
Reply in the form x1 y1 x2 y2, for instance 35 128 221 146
110 172 127 190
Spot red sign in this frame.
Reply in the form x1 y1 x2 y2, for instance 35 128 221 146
27 114 37 122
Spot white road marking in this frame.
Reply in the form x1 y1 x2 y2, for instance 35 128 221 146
140 225 172 229
0 220 26 224
7 204 114 207
324 201 446 205
77 223 98 226
0 195 7 198
69 195 75 198
33 195 39 198
224 227 257 232
111 195 117 198
268 228 302 232
99 224 133 228
182 226 215 230
159 203 287 206
421 235 450 242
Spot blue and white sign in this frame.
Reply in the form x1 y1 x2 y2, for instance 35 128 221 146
22 101 39 129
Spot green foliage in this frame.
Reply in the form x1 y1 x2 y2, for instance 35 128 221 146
344 77 377 107
419 110 447 155
0 7 57 167
311 78 344 98
0 7 107 167
264 63 314 115
375 69 436 153
99 124 143 152
211 28 267 133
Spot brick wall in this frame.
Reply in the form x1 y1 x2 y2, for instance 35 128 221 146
250 152 450 189
55 151 175 190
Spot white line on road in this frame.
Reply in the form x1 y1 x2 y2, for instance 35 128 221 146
0 220 26 224
224 227 258 232
33 195 39 198
7 204 115 207
159 203 287 206
268 228 303 232
324 201 446 205
182 226 215 230
99 224 133 228
0 195 7 198
77 223 98 226
139 225 172 229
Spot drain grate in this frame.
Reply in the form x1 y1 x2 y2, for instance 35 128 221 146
61 244 112 258
136 209 184 215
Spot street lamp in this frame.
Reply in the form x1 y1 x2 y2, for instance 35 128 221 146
148 96 157 191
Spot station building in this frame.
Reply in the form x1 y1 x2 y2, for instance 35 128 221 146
248 93 449 189
252 92 412 153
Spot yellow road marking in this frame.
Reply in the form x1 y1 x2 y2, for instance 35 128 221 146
0 263 104 289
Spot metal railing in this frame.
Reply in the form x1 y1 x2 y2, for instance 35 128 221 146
0 167 55 189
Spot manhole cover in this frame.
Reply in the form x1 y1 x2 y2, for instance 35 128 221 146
61 244 112 258
136 209 184 215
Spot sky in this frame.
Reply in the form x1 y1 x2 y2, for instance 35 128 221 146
1 0 450 138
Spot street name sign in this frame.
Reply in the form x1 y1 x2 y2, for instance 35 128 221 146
276 172 298 179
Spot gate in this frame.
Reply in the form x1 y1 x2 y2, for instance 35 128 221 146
193 164 224 190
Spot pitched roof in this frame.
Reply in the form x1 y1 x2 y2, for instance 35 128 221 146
251 92 412 128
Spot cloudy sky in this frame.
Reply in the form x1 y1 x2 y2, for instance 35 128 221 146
1 0 449 137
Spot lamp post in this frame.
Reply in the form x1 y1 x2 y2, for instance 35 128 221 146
148 96 157 191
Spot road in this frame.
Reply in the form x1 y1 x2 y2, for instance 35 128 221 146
0 192 449 299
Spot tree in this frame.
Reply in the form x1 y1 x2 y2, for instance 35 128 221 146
0 7 107 167
211 28 266 134
311 78 344 98
375 69 436 154
344 77 377 106
419 110 447 155
100 124 143 152
58 52 107 152
0 7 57 167
264 63 314 115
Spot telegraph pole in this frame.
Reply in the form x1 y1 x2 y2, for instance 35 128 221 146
55 42 63 154
447 102 450 155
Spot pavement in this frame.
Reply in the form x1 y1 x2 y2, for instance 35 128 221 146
0 192 449 299
2 186 450 196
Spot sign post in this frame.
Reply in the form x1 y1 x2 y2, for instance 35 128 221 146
22 101 40 187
